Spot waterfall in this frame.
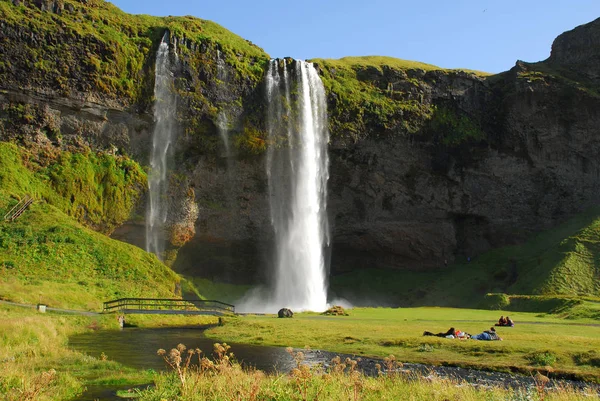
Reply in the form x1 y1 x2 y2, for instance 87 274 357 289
216 50 231 159
145 33 177 258
264 59 330 312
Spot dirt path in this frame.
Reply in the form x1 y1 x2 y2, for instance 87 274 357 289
0 299 99 316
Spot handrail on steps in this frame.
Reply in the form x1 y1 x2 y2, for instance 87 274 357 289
3 196 33 222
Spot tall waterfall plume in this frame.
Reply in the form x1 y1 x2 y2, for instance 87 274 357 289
145 33 178 258
264 59 330 312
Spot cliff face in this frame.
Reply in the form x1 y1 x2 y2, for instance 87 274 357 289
2 0 600 283
327 64 600 271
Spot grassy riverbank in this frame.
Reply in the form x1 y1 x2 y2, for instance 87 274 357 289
136 342 595 401
0 304 217 400
2 303 598 400
206 307 600 383
0 305 146 400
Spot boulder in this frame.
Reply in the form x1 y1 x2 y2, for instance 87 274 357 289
277 308 293 318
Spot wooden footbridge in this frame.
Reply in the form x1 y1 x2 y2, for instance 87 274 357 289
102 298 235 316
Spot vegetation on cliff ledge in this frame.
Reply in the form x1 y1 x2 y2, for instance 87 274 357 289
0 142 146 232
311 56 490 142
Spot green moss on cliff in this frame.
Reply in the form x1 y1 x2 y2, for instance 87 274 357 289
0 0 269 104
235 125 267 154
40 150 146 232
315 56 442 72
311 56 489 141
515 61 600 98
0 142 145 232
429 105 485 146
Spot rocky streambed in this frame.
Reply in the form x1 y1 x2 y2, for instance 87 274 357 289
301 348 600 395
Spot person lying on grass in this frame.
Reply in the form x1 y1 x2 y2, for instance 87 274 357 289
423 327 470 339
471 327 502 341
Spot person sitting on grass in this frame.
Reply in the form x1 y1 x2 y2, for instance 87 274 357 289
495 316 507 326
471 327 502 341
505 316 514 326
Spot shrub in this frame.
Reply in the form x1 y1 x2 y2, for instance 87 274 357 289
321 305 349 316
526 351 557 367
482 293 510 310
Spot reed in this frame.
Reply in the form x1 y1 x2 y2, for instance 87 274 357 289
0 305 150 400
138 343 595 401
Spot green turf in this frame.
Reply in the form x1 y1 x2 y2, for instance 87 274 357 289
207 307 600 382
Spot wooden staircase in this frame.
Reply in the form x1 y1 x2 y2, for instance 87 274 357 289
3 196 34 222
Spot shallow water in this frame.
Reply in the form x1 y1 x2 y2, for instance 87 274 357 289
70 327 300 400
69 327 297 373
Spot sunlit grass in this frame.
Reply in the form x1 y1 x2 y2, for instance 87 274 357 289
138 341 596 401
311 55 492 76
207 307 600 382
0 305 151 400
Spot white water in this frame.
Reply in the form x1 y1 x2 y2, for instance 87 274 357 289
216 50 231 159
239 59 330 313
145 33 178 258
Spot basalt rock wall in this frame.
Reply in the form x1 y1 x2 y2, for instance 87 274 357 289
2 0 600 282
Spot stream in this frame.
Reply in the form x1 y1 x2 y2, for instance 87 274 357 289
69 327 600 400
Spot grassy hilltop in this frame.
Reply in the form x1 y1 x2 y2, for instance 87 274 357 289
0 0 268 104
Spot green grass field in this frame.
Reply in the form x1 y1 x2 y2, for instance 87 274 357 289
206 307 600 383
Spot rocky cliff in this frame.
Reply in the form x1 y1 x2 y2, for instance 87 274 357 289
1 0 599 285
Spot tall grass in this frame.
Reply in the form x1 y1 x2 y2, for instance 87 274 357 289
138 342 595 401
0 305 150 401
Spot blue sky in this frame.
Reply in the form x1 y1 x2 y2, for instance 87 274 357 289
110 0 599 73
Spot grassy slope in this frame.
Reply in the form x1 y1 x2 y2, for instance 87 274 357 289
331 208 600 309
0 142 179 310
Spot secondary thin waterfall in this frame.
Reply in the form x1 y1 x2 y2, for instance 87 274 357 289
266 59 330 312
216 50 231 159
145 33 177 258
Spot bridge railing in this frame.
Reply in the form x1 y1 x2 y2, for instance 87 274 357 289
102 298 235 314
